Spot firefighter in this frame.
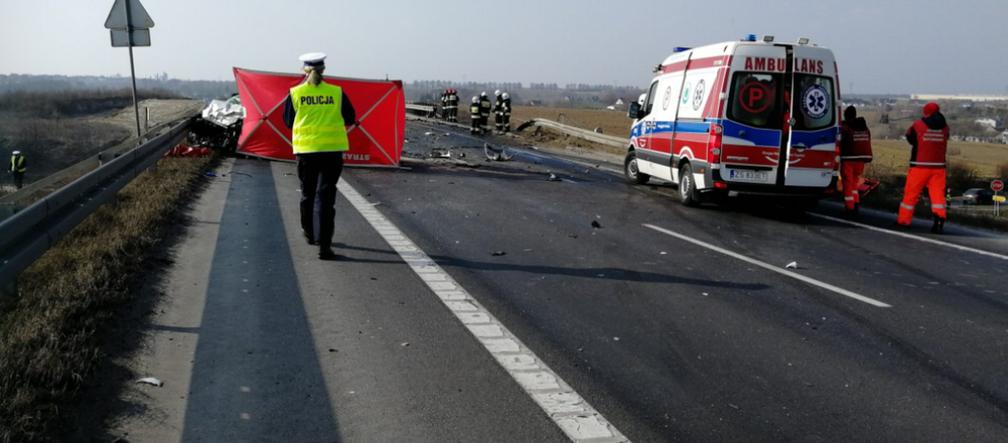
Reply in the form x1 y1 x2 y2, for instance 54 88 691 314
440 89 449 120
447 89 458 122
897 102 950 233
282 52 357 260
479 92 492 134
493 90 505 132
452 89 460 122
469 96 481 134
9 150 25 189
501 92 512 132
838 106 872 216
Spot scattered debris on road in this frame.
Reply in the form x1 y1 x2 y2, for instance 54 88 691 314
491 251 507 256
591 220 602 229
484 143 514 161
430 147 452 159
400 342 411 347
547 173 561 181
136 377 164 387
785 261 799 269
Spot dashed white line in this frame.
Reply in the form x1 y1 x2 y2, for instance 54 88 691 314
808 212 1008 261
643 223 892 308
340 181 627 442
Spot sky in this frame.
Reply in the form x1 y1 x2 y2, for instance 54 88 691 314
2 0 1008 94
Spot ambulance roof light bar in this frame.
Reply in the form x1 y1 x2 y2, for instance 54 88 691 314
744 34 757 42
797 37 810 45
763 35 775 43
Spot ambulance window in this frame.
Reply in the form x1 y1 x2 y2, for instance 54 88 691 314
727 73 782 129
794 75 835 130
642 81 660 116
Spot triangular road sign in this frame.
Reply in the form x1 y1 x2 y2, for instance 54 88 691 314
104 0 155 29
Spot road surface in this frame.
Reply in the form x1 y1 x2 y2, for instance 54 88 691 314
94 120 1008 442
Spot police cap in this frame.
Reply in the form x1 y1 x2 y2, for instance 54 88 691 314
299 52 327 68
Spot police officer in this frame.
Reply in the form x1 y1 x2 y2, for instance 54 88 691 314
897 102 950 233
9 150 25 189
283 52 357 259
469 96 481 134
838 106 873 216
501 92 512 132
493 90 505 132
479 92 492 135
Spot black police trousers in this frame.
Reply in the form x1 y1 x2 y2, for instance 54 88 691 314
297 151 344 248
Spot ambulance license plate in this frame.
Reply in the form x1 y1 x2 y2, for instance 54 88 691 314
728 169 770 183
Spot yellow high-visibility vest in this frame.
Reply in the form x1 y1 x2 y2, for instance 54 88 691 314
289 82 350 154
10 155 25 173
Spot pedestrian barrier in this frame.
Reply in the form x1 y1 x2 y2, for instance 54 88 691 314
0 118 193 292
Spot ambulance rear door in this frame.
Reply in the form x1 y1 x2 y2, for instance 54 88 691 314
721 44 789 187
785 47 839 188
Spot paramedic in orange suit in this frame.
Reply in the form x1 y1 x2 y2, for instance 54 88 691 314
896 102 950 233
838 106 872 216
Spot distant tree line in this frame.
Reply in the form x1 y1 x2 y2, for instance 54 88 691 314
0 74 236 101
0 88 181 118
406 80 643 109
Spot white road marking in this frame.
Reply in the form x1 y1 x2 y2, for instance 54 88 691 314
340 181 627 443
808 212 1008 262
643 223 892 308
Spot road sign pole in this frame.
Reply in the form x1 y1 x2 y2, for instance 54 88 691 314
124 0 142 140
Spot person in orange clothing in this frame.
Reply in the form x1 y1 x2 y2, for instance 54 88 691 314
839 106 872 216
897 102 950 233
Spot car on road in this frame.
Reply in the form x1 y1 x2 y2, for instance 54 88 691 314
624 35 840 206
962 188 994 205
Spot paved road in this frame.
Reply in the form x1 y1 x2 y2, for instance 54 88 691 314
104 120 1008 442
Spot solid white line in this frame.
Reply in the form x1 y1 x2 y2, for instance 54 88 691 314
643 223 892 308
808 212 1008 262
340 181 627 443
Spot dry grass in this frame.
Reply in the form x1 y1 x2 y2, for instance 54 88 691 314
0 155 214 442
872 139 1008 178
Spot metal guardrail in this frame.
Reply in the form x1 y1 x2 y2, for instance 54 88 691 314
0 118 193 287
520 118 627 148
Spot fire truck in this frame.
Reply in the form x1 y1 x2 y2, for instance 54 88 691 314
624 35 841 205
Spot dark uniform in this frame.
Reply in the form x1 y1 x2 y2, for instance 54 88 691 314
501 95 512 132
470 99 482 134
440 90 449 120
447 90 459 122
9 152 25 189
493 95 505 132
479 95 492 134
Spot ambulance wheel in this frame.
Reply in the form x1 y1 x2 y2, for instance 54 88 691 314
624 151 649 184
678 163 700 206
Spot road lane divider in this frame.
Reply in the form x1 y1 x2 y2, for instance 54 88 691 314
340 181 627 443
643 223 892 308
808 212 1008 262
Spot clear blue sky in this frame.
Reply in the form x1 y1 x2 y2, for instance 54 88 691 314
2 0 1007 94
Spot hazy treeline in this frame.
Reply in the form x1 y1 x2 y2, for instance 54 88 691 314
407 80 644 109
0 88 182 118
1 74 236 101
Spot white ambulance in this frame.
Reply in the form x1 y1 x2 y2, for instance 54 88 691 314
624 35 841 205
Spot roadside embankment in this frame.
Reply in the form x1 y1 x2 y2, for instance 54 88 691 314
0 155 215 442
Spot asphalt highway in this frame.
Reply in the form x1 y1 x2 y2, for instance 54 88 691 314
103 120 1008 442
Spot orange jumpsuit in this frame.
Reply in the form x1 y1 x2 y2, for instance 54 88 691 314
897 116 950 225
839 119 873 211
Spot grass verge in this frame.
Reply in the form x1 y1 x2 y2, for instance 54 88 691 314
0 155 215 442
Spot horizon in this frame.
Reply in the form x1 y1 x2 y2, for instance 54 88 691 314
2 0 1007 95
